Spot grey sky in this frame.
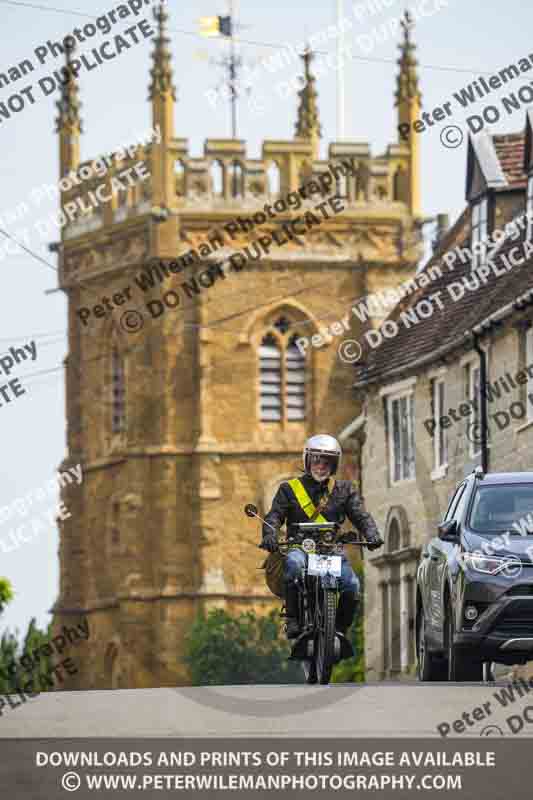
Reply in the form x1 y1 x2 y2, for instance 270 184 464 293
0 0 531 637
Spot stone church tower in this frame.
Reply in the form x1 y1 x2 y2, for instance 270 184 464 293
52 6 423 688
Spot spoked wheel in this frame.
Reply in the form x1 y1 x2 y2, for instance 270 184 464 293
316 590 337 685
417 607 447 681
446 607 483 682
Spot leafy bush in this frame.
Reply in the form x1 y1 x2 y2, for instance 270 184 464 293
184 608 302 685
0 579 53 694
0 578 14 615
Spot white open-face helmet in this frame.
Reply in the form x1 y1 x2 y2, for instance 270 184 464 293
303 434 342 476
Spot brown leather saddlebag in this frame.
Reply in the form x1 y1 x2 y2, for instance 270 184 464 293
261 551 286 599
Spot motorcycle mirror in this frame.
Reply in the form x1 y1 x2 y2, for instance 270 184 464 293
244 504 258 518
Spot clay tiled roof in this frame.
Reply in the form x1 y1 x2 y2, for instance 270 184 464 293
492 132 527 189
353 221 533 388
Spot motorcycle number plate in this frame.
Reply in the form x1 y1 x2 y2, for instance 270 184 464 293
307 554 342 577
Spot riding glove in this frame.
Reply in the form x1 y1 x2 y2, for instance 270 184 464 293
367 535 384 552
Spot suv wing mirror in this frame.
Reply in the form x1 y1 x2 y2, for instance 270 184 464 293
438 519 459 543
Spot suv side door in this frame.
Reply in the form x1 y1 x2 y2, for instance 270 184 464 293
426 482 467 637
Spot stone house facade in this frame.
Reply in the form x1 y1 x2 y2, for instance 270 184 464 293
352 115 533 680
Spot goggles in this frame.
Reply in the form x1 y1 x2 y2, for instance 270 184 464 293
309 454 335 466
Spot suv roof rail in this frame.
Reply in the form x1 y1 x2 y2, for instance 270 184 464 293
473 465 485 479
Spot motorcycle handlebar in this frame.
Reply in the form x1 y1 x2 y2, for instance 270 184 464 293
258 533 371 549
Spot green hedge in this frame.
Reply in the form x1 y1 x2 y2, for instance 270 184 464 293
184 608 302 685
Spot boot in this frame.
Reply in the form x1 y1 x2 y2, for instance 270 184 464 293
284 583 301 639
336 593 358 636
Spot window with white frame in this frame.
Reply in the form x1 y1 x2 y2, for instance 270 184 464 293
465 361 481 457
527 327 533 422
471 197 488 269
431 377 448 473
387 392 415 484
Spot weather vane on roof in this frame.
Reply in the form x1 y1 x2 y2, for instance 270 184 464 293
199 2 257 138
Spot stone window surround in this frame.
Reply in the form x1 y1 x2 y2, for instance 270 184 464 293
460 345 490 460
240 300 322 432
258 319 307 426
379 377 417 487
427 365 448 481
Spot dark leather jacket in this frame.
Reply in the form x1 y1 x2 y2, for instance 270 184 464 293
262 474 380 542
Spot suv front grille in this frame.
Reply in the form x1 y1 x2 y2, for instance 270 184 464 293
492 600 533 637
505 585 533 597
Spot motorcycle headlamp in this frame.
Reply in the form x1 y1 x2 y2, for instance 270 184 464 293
461 552 520 575
302 538 316 554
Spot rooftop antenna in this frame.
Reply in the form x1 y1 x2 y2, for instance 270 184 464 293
336 0 345 140
200 1 253 139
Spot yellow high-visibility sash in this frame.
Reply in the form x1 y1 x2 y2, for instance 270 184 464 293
288 478 335 522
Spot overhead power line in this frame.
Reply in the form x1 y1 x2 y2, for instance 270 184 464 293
0 0 497 77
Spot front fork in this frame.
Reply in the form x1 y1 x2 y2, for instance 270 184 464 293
297 574 339 631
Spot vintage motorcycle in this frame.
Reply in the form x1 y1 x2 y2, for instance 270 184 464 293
244 503 369 685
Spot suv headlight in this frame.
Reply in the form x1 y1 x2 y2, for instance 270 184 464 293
461 553 520 575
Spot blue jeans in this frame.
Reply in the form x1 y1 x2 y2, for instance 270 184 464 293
284 548 360 596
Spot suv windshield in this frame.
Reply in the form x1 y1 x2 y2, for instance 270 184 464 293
468 484 533 533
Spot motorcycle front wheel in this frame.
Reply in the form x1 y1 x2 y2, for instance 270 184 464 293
316 589 337 685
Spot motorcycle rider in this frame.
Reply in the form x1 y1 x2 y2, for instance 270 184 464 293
261 434 384 639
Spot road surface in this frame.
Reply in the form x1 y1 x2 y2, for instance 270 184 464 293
1 682 532 738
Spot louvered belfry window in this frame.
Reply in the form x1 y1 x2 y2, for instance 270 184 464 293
259 317 306 423
111 349 127 434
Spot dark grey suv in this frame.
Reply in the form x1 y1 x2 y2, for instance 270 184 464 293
416 470 533 681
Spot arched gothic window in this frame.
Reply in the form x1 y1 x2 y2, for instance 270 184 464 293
393 168 403 202
114 186 128 222
258 316 307 423
229 160 244 198
210 160 224 197
388 517 401 553
267 162 281 197
299 161 312 186
111 348 127 434
175 159 185 196
336 173 348 198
